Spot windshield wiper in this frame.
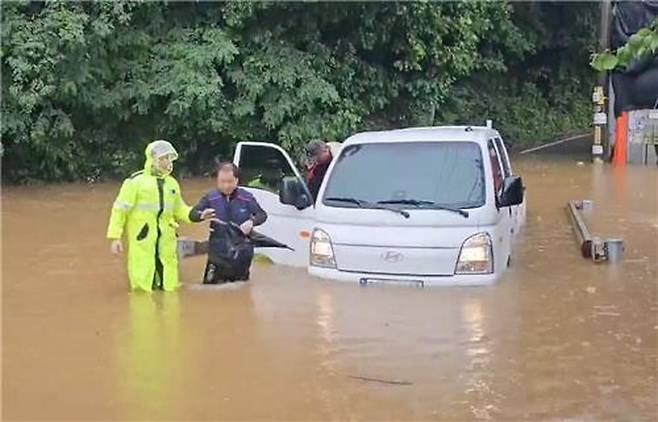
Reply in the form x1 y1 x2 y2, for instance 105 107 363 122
377 199 469 218
378 199 434 206
325 197 410 218
325 197 367 207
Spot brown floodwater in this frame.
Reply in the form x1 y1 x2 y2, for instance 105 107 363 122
2 155 657 421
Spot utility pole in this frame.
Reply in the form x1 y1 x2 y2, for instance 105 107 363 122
593 0 612 162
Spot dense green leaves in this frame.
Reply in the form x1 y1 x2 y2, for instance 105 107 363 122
1 1 596 183
591 18 658 71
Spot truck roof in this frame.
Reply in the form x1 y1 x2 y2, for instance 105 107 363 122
343 126 499 146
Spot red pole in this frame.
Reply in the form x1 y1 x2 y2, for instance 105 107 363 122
612 111 628 165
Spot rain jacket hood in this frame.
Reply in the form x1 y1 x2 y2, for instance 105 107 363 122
145 140 178 177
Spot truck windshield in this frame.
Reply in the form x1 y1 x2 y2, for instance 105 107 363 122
322 142 485 209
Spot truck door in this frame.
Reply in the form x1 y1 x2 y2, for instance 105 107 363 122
234 142 315 267
488 139 513 269
494 136 525 235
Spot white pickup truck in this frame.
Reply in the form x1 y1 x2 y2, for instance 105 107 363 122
233 125 525 286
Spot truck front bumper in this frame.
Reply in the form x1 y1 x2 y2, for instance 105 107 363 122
308 266 499 287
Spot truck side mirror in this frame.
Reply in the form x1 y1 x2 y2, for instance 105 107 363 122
499 175 524 207
279 176 313 210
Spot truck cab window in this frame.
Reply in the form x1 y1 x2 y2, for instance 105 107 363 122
238 145 297 194
488 140 504 195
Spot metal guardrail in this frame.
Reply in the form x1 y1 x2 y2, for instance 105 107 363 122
566 200 624 263
519 134 590 155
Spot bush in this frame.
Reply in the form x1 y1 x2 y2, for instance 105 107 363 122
1 1 596 183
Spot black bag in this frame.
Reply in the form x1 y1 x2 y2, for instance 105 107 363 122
206 226 254 281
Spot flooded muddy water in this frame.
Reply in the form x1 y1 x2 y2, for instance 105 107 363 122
2 155 657 420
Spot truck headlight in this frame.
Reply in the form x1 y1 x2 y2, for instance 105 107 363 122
310 229 336 268
455 232 493 274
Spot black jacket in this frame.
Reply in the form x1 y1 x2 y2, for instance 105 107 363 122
189 188 267 267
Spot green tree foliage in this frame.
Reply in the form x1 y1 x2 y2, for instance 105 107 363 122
591 18 658 71
443 1 597 143
1 1 596 183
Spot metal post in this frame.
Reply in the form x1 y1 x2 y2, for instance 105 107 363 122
593 86 606 162
593 0 612 162
566 200 624 263
598 0 612 87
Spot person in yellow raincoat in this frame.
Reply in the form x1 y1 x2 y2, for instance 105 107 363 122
107 140 215 292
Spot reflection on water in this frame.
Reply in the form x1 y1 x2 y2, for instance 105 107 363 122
463 299 486 346
2 157 657 420
118 294 181 420
461 298 498 420
316 292 336 372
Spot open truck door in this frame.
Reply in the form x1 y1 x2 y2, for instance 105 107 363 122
233 142 315 267
493 136 526 235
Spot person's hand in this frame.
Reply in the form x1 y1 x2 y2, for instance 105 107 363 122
200 208 216 221
239 219 254 235
306 158 316 170
110 239 123 255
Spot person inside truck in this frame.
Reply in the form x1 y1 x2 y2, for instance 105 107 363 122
306 140 333 201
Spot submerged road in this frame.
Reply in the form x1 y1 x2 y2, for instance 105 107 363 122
2 154 657 420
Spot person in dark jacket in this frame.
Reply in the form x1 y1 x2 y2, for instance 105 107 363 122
306 140 333 201
189 162 267 284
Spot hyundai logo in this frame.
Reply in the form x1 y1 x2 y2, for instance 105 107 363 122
381 251 403 263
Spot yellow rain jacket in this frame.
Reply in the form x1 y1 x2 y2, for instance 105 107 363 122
107 141 192 292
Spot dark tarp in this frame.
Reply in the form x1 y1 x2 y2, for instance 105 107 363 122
611 0 658 116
